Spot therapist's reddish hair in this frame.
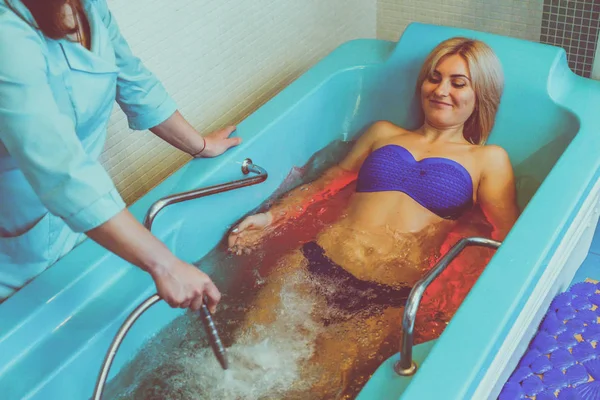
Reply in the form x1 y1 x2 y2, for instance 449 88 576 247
7 0 86 40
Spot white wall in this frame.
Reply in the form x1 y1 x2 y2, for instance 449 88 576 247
102 0 377 204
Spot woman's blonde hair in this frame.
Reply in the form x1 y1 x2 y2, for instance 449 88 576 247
416 37 504 145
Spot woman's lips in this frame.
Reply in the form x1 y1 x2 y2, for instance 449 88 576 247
429 99 453 107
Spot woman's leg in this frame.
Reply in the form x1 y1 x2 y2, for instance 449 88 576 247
231 247 413 399
300 305 404 399
225 249 331 397
237 249 310 330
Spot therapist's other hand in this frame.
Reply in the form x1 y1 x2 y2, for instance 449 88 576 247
198 125 241 158
151 260 221 313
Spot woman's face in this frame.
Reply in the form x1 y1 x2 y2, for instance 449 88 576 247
421 54 476 130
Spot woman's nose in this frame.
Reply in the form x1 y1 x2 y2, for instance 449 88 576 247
433 80 450 97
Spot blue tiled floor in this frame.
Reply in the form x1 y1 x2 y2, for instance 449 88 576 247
499 281 600 400
498 220 600 399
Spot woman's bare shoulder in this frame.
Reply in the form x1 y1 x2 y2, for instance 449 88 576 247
364 120 411 142
475 144 513 173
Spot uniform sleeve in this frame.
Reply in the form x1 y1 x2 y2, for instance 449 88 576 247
93 0 178 130
0 13 125 233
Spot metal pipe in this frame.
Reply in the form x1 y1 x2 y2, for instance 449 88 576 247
93 294 160 400
93 158 267 400
143 159 267 229
394 237 501 376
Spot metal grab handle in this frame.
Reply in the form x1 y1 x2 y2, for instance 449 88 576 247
144 158 267 229
394 236 501 376
93 295 161 400
93 158 268 400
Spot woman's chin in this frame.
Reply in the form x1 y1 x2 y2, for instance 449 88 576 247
424 116 456 129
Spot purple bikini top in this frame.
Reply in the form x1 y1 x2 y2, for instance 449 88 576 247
356 144 473 220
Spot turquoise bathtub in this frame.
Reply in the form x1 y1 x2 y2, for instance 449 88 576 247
1 23 600 400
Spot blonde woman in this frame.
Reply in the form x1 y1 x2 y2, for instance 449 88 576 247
223 37 520 398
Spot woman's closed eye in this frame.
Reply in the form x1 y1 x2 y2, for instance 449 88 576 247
427 76 467 89
427 75 441 84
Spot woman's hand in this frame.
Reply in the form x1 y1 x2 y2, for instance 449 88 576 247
150 260 222 313
227 212 273 255
149 113 241 158
86 209 223 313
197 125 242 158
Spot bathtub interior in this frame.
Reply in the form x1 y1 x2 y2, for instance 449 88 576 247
0 23 587 400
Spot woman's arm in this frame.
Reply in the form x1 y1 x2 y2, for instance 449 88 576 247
149 112 241 158
228 121 399 252
266 120 397 226
264 166 356 226
228 164 356 253
86 210 220 312
477 145 520 241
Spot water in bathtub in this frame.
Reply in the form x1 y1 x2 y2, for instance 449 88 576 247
104 138 496 400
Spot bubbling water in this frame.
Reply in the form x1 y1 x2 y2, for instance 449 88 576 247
113 269 326 400
177 281 320 397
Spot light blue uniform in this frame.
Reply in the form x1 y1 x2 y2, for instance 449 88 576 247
0 0 178 300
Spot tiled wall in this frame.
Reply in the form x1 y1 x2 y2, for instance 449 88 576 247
595 45 600 79
377 0 600 79
377 0 544 43
541 0 600 78
102 0 376 204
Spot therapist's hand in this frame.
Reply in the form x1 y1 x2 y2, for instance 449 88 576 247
150 260 221 313
87 209 222 313
198 125 242 158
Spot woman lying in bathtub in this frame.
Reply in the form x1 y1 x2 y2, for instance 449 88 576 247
227 37 520 397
